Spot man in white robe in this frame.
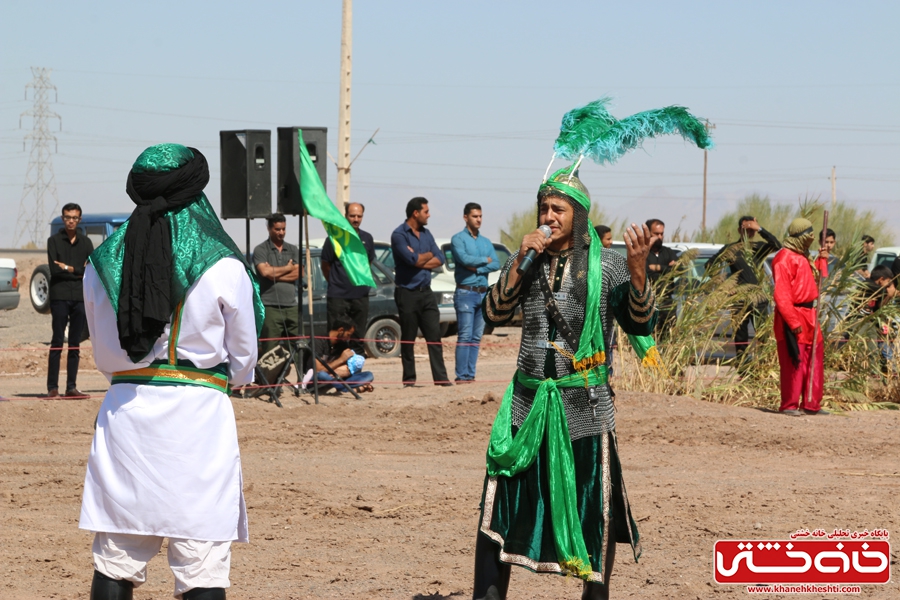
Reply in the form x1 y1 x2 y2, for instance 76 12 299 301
79 144 263 600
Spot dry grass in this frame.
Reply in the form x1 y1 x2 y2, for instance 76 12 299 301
613 247 900 411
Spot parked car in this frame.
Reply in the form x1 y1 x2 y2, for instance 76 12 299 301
869 246 900 273
298 249 403 359
30 213 129 314
250 245 403 360
0 258 20 311
360 239 459 336
669 242 727 283
432 238 511 287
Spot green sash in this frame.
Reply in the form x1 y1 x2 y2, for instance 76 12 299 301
486 366 607 579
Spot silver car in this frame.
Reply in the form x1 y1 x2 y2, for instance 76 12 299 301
0 258 21 310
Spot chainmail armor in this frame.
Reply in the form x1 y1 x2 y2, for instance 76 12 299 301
503 247 632 440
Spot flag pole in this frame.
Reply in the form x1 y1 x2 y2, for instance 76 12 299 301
303 211 319 405
806 210 828 408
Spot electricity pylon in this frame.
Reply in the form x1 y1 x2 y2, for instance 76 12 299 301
14 67 61 249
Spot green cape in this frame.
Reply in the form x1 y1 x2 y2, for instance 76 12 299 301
89 195 265 339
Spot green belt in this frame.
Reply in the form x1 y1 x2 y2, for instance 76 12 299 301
111 360 231 394
486 366 606 580
110 300 231 394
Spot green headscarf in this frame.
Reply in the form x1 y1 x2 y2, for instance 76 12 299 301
538 166 605 367
90 144 265 362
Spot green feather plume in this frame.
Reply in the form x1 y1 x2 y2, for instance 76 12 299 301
553 98 713 165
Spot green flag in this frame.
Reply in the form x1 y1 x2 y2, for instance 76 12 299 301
297 130 375 288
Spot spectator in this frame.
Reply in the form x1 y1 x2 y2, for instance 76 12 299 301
644 219 678 336
46 203 94 398
594 224 613 248
253 213 300 356
390 197 452 387
867 265 899 373
322 202 375 355
854 235 875 279
303 316 374 393
450 202 500 383
707 215 781 363
817 228 838 278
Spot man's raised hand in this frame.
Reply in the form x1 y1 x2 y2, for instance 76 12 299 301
623 223 657 291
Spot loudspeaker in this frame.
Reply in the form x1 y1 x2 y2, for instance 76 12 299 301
219 130 272 219
277 126 327 216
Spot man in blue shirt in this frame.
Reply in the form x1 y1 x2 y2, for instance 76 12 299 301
390 197 452 386
450 203 500 383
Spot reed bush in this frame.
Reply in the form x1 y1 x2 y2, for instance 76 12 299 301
612 247 900 410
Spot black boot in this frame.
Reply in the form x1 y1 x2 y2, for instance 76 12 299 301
472 532 510 600
581 541 616 600
581 581 608 600
90 570 133 600
182 587 226 600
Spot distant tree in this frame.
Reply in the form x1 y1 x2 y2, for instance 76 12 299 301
704 194 796 244
702 194 893 249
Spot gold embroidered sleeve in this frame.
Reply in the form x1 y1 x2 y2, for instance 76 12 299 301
610 279 657 335
484 257 524 325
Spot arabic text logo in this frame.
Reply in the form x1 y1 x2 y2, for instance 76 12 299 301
713 540 890 585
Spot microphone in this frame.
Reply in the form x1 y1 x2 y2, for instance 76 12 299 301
516 225 552 275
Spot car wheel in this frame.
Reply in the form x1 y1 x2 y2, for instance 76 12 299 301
30 265 51 314
364 318 401 359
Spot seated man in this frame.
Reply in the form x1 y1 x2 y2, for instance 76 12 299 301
303 316 374 393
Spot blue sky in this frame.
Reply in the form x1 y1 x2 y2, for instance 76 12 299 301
2 0 898 249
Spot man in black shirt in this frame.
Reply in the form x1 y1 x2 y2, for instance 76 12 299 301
707 215 781 361
321 202 375 355
46 203 94 398
645 219 679 336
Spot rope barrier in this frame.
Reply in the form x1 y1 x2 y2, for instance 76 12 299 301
0 373 753 402
0 338 774 352
0 336 524 352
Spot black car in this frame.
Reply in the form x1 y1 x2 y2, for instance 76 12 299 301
297 249 402 359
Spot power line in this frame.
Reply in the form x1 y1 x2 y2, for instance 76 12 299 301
50 68 900 91
13 67 61 249
57 102 283 125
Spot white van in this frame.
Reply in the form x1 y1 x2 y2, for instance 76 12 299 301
869 247 900 274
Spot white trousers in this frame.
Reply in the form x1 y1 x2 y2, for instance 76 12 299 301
92 532 231 598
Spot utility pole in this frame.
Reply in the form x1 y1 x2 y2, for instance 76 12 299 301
830 166 836 214
336 0 352 209
14 67 61 249
701 120 716 232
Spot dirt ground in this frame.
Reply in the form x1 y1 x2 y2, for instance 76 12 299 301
1 287 899 599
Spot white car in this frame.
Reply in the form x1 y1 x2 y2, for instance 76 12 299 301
868 247 900 274
431 237 511 290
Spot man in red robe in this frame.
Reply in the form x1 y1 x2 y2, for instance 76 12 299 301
772 218 829 416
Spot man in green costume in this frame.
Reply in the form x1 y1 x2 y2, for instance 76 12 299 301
472 98 710 600
474 167 658 600
80 144 263 600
